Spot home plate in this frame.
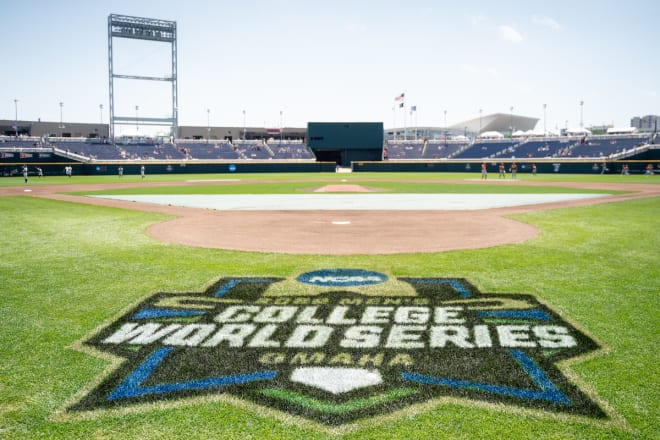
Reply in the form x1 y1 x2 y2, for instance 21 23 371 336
332 221 351 225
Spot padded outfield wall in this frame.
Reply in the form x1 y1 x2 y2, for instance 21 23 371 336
353 158 660 175
0 159 336 176
2 158 658 177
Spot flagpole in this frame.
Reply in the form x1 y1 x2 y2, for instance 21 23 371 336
392 106 396 141
414 107 418 141
394 92 405 141
403 101 407 141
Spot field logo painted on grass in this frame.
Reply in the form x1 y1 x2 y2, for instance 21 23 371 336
68 269 607 426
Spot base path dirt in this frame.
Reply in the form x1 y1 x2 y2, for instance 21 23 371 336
2 179 657 254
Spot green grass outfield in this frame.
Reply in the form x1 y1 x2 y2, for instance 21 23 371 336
0 173 658 439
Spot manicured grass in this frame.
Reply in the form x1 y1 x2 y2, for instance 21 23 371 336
0 177 658 439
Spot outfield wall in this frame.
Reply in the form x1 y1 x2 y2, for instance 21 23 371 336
353 159 659 175
1 157 658 177
0 160 336 177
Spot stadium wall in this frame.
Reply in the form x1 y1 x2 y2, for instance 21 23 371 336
353 159 659 175
0 160 336 177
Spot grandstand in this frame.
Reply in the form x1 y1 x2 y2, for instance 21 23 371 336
453 139 518 159
50 139 124 160
1 131 654 165
1 117 657 179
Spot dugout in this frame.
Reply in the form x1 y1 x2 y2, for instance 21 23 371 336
307 122 383 167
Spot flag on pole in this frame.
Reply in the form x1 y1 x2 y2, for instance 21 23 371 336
399 102 404 108
411 105 417 112
394 93 405 102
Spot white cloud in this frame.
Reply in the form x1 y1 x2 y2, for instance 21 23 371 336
532 15 562 31
498 25 523 43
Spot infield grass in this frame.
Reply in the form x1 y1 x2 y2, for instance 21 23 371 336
0 173 658 439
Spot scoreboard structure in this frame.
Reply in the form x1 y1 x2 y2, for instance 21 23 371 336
307 122 384 167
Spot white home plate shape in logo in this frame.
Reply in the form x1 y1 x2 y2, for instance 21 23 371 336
291 367 383 394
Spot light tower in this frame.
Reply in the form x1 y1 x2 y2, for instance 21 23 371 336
108 14 178 139
13 99 18 137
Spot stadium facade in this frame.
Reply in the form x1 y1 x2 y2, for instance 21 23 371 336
1 112 538 142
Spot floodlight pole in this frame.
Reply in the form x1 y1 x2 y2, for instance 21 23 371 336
99 104 104 124
14 99 18 137
510 106 514 137
242 110 246 140
579 100 584 128
108 15 178 140
443 109 447 146
543 103 547 135
207 108 210 140
59 102 64 136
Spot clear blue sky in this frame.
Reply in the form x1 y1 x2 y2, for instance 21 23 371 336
2 0 658 134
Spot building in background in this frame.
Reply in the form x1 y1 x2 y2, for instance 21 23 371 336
630 115 659 133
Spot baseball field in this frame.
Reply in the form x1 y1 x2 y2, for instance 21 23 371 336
0 171 658 439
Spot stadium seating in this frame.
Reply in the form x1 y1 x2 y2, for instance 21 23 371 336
270 141 316 160
0 137 45 150
51 139 125 160
423 141 470 159
570 135 649 158
116 142 186 160
175 141 241 160
2 133 652 164
233 141 272 159
385 141 424 159
494 138 575 159
453 140 518 159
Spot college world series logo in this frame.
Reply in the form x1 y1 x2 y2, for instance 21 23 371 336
69 269 607 425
